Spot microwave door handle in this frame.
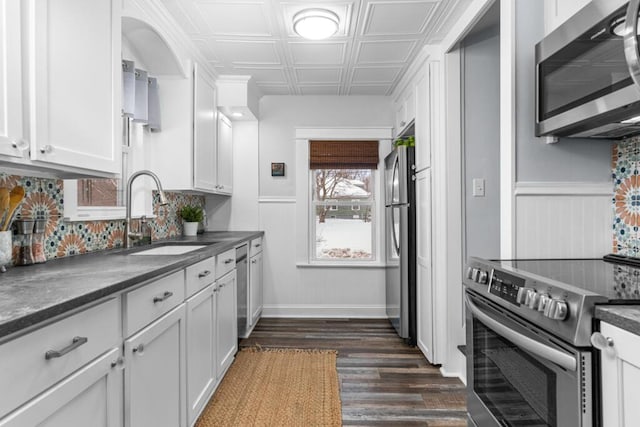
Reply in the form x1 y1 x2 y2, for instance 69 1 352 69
624 0 640 88
465 295 577 372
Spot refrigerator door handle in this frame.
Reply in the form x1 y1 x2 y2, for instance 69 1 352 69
391 206 400 255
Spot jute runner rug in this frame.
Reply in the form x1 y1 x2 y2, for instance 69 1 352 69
195 347 342 427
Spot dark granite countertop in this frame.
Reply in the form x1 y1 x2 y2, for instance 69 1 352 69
0 231 263 342
595 305 640 336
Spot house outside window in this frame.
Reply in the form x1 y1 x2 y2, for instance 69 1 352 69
309 140 378 261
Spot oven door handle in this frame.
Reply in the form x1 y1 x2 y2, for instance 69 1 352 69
465 295 577 372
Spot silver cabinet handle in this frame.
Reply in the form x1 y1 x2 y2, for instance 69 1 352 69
132 344 144 353
251 259 257 264
198 270 211 278
110 356 124 369
624 0 640 88
224 258 234 264
39 144 53 154
45 336 88 360
254 244 261 248
590 332 615 350
153 291 173 303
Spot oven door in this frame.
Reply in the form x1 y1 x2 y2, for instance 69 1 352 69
465 290 593 427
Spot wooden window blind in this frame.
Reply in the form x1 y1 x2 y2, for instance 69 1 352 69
309 140 379 170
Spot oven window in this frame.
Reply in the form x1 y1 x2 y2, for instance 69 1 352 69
539 6 630 121
473 318 557 426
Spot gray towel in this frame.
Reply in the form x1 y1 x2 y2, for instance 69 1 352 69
147 77 161 131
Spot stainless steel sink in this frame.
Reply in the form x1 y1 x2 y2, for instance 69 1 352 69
130 245 207 256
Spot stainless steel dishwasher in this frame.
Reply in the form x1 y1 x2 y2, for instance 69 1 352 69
236 244 248 338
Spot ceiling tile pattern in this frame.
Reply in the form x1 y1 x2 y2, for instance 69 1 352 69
160 0 471 95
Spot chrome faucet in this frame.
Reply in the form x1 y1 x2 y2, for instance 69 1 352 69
125 170 168 248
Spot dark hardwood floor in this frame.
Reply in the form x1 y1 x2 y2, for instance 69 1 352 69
240 318 467 426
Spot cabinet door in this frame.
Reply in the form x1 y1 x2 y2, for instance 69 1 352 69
186 285 216 425
193 64 217 192
249 252 263 327
125 304 186 427
0 348 122 427
404 88 416 127
28 0 120 174
599 322 640 427
216 270 237 377
216 113 233 194
416 170 435 363
414 67 430 171
0 0 25 159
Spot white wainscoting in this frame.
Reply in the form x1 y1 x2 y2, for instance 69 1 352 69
515 183 612 258
258 200 386 319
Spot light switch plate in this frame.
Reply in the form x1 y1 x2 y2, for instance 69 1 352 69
472 178 485 197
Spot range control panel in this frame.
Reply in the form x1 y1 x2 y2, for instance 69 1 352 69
489 270 525 305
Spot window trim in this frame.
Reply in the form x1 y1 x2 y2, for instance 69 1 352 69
294 127 393 268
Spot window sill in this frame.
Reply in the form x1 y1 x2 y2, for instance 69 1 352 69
296 262 386 269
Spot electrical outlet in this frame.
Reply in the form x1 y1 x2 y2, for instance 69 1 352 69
472 178 485 197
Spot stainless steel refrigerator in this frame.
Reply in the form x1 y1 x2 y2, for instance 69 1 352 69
384 146 416 345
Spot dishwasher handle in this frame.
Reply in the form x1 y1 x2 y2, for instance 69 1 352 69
465 294 577 372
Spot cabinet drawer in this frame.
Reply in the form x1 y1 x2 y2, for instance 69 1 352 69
124 271 185 337
186 257 216 297
0 298 120 417
249 237 263 257
216 249 236 279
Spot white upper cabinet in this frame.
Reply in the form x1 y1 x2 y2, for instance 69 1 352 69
0 0 25 159
0 0 121 176
216 114 233 195
29 0 120 174
193 66 218 192
150 62 231 195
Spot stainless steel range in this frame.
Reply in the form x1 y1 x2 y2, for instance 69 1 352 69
464 256 640 427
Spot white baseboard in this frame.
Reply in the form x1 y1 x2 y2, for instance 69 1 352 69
262 304 387 318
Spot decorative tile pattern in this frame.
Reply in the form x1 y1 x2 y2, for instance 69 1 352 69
613 136 640 256
0 173 205 265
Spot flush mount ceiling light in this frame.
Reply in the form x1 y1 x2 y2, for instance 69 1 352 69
293 9 339 40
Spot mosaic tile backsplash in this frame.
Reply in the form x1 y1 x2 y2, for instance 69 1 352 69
0 174 205 264
613 137 640 256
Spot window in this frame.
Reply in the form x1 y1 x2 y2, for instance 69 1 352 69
309 140 378 261
64 118 131 220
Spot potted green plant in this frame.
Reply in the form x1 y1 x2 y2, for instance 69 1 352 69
180 205 204 236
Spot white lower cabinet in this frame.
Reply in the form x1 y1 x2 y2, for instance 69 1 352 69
249 251 263 327
216 270 237 377
186 285 216 425
598 322 640 427
124 304 187 427
0 347 122 427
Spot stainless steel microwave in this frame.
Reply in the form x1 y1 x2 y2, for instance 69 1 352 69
536 0 640 139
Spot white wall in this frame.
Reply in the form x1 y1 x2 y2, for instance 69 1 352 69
213 95 395 317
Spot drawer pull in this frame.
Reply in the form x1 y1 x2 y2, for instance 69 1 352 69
251 259 257 264
45 336 88 360
198 270 212 278
224 258 234 264
254 244 261 248
153 291 174 303
133 344 144 354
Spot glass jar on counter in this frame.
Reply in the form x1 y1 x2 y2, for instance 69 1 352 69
14 219 35 266
32 219 47 264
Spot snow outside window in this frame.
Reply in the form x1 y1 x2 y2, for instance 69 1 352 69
312 169 375 261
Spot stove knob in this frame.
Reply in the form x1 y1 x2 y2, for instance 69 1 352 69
526 289 539 309
472 268 481 282
516 287 532 305
477 270 489 284
537 294 551 312
466 267 474 280
544 299 568 320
